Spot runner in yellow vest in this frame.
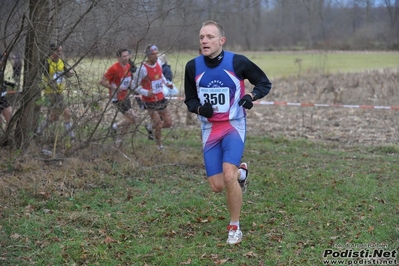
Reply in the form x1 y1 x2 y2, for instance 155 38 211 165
37 44 75 139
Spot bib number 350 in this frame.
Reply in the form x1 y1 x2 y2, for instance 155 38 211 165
203 93 225 105
199 87 230 113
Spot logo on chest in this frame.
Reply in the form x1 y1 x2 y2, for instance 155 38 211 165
207 80 224 88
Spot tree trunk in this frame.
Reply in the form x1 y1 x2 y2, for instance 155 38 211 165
13 0 50 149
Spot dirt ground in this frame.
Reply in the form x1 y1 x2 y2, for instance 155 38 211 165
243 68 399 146
178 68 399 146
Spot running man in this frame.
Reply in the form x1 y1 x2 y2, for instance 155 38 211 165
184 20 272 244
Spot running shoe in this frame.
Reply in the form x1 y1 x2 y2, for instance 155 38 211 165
226 225 242 245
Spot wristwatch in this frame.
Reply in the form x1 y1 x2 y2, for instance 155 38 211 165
251 91 259 101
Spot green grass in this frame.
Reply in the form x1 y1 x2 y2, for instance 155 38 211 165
245 51 399 78
1 133 398 265
1 50 398 265
163 51 399 86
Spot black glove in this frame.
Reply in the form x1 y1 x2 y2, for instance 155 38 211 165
198 102 214 118
129 59 137 73
238 94 253 109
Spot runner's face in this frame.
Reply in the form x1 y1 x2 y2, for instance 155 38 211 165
147 50 158 64
199 24 225 59
119 51 130 66
51 46 63 61
55 46 63 57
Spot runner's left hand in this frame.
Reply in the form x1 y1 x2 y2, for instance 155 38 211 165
239 94 253 109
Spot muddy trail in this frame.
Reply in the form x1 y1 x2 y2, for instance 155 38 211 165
244 68 399 146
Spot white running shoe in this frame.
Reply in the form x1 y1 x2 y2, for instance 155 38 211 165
226 225 242 244
238 162 249 193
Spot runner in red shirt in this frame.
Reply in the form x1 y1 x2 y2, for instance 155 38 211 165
132 44 173 149
99 48 137 144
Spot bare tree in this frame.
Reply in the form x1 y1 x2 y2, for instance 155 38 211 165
384 0 399 47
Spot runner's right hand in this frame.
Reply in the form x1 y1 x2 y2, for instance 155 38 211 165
199 102 214 118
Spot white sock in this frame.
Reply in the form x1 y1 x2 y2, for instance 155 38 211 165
64 122 72 131
37 120 48 133
238 168 247 181
229 221 240 230
65 122 75 138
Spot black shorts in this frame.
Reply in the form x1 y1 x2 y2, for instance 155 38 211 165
144 98 168 110
114 98 132 114
0 96 10 112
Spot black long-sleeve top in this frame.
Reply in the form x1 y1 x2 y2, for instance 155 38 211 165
162 64 173 82
184 50 272 114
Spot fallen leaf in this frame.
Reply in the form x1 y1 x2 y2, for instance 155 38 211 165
243 251 258 258
11 233 21 240
179 258 191 265
215 258 229 264
104 235 115 244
